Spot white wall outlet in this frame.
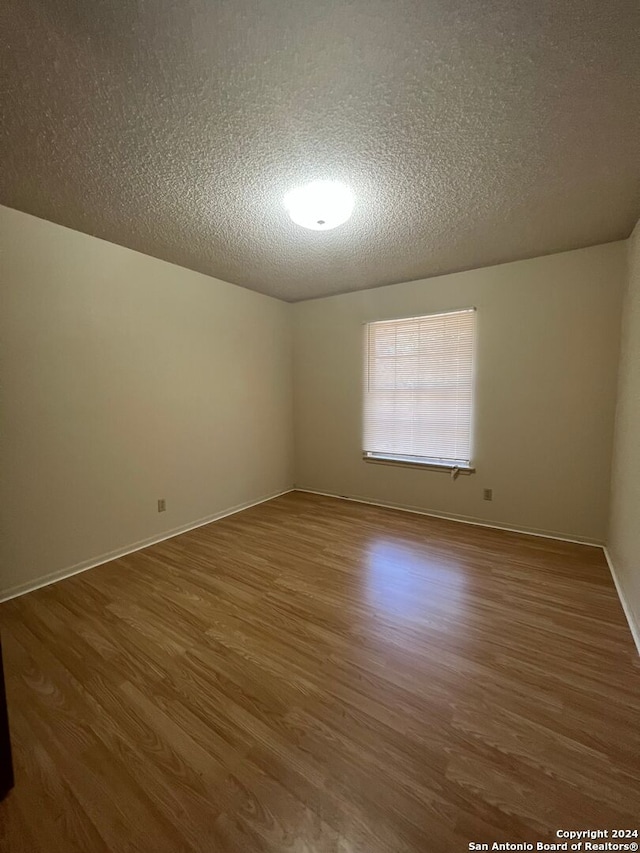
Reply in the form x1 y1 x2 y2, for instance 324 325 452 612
483 488 493 501
158 498 166 512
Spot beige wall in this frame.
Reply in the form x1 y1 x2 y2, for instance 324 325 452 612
293 243 625 543
0 205 294 598
608 218 640 636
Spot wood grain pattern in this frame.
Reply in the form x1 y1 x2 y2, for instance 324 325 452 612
1 491 639 852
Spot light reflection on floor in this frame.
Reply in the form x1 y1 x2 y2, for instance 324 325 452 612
365 539 466 624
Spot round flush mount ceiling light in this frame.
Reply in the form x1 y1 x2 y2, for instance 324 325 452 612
284 180 354 231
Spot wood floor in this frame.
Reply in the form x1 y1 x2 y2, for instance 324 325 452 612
1 491 639 852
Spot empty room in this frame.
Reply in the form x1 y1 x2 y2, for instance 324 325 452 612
1 1 639 850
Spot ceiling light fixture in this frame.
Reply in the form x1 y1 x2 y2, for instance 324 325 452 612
284 180 354 231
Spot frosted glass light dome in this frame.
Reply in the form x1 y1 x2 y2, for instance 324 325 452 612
284 180 354 231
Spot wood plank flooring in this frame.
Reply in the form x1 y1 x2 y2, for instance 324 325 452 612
1 491 639 851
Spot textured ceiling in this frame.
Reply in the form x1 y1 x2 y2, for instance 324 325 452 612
1 1 639 301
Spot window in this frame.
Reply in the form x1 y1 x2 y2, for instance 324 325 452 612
363 308 476 470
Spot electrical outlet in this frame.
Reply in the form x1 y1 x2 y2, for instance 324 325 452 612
483 488 493 501
158 498 166 512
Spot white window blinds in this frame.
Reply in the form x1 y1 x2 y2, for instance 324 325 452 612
363 308 476 467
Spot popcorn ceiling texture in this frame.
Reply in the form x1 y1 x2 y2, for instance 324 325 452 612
1 0 639 301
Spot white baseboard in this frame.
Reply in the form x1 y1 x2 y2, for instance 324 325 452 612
603 547 640 656
0 488 294 603
294 488 602 547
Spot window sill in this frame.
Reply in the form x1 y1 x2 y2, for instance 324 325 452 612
362 455 475 474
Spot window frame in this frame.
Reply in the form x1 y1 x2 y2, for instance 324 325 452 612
362 308 477 473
